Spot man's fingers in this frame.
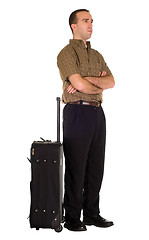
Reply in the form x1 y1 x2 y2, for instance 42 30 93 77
67 85 71 92
72 89 76 93
67 84 77 93
101 71 106 76
99 71 107 77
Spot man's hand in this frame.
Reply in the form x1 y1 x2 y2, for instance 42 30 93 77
67 84 77 94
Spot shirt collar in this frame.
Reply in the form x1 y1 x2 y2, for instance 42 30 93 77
69 39 91 49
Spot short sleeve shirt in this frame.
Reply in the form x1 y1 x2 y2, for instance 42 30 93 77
57 39 112 103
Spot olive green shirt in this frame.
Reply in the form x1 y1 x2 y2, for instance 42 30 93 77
57 39 111 103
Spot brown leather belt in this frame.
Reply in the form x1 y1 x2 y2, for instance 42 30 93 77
68 100 101 107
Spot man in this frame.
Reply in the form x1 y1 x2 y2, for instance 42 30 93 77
57 9 115 231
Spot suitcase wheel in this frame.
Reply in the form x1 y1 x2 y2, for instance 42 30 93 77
55 225 63 232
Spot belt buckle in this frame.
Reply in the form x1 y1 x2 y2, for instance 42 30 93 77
82 101 90 106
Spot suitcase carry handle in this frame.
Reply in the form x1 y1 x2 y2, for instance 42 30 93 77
56 97 61 143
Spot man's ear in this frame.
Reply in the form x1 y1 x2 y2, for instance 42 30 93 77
71 24 76 32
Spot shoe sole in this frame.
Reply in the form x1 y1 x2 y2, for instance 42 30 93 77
64 223 87 231
83 221 114 228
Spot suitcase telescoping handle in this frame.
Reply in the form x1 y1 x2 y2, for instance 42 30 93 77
56 97 61 143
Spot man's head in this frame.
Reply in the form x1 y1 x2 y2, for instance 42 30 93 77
69 9 93 42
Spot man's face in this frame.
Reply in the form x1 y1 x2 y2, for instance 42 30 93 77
72 11 93 41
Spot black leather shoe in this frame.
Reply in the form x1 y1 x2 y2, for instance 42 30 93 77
64 219 87 231
83 215 114 228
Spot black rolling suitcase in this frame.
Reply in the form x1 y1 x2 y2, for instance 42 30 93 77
29 97 63 232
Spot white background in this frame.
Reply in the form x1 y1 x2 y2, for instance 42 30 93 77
0 0 149 239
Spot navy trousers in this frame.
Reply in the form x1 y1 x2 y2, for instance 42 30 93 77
63 103 106 221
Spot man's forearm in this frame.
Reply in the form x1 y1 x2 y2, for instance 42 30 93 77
77 78 103 94
84 74 115 90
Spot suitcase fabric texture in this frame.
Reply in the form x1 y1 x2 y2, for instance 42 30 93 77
29 97 63 232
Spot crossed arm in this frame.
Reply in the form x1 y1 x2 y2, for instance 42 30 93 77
67 71 115 94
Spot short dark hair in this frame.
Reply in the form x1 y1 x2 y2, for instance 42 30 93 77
69 9 89 32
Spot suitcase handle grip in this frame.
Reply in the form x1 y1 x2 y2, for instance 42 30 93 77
56 97 61 142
